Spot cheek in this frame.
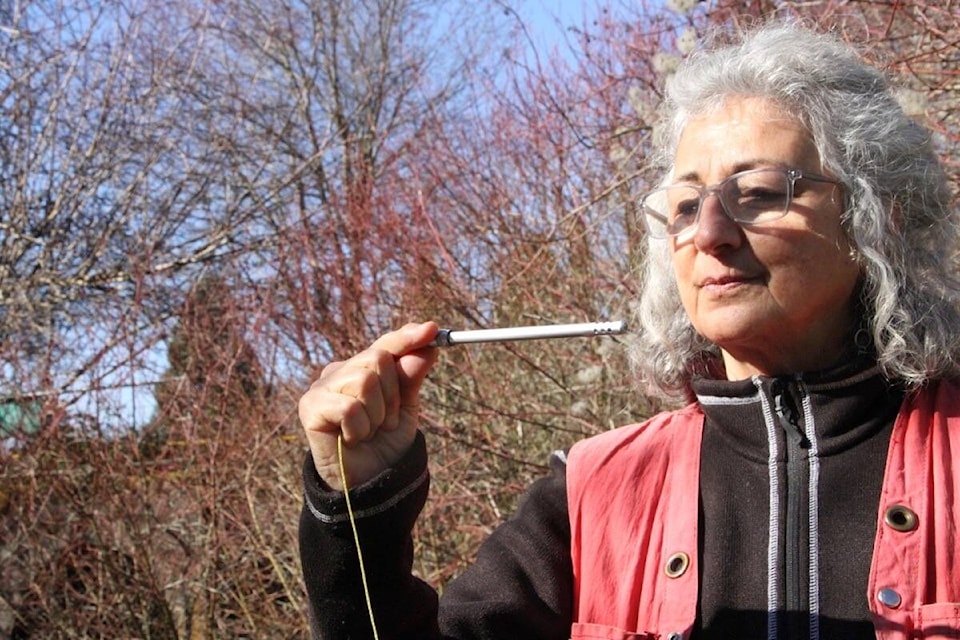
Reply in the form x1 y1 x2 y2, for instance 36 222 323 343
767 239 858 308
670 247 698 306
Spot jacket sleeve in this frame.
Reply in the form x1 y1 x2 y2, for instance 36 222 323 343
438 450 573 639
299 431 573 640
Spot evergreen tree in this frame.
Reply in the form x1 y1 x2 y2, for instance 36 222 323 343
143 274 266 454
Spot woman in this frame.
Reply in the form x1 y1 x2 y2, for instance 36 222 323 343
297 23 960 640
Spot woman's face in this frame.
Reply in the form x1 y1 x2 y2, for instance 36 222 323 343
670 97 861 379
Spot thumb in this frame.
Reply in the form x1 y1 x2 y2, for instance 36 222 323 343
370 321 440 412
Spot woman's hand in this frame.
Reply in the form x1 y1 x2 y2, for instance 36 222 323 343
298 322 439 491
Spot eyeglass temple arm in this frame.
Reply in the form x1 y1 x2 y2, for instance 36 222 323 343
644 209 668 225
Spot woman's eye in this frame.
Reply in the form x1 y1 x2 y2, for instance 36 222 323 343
740 187 786 200
739 187 785 203
673 199 700 218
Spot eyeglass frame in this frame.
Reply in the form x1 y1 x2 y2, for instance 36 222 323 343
638 167 841 239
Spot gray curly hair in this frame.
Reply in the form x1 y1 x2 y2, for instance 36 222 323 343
630 22 960 396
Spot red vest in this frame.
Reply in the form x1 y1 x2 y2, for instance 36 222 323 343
566 381 960 640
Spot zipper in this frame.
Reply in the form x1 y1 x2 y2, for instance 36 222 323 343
771 378 811 640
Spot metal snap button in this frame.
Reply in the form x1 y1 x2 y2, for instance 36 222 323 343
664 551 690 578
883 504 918 532
667 633 683 640
877 587 902 609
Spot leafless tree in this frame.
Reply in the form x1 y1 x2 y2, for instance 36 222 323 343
0 0 955 636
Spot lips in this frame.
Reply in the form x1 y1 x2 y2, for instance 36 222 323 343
698 274 758 291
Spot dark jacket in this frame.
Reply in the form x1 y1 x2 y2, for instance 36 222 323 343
300 364 911 639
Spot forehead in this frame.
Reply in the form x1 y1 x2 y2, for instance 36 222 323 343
674 97 821 181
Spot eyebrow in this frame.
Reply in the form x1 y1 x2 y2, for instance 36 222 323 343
672 159 789 185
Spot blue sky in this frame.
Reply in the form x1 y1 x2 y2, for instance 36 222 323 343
510 0 597 55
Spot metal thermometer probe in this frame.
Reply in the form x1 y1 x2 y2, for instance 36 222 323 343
429 320 627 347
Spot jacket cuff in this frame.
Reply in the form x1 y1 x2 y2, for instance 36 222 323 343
302 430 429 534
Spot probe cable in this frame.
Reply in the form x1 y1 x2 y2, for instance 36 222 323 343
337 434 381 639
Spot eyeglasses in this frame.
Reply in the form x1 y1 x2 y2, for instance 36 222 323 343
639 167 840 239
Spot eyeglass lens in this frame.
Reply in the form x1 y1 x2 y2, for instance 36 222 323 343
642 169 793 237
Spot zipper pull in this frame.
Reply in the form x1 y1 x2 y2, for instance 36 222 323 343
772 379 809 447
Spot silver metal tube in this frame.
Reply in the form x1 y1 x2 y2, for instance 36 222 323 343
429 320 626 347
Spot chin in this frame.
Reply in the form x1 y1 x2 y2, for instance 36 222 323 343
696 315 766 346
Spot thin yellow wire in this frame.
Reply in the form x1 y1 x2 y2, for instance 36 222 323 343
338 434 381 640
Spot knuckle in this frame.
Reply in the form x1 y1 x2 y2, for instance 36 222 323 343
316 359 345 382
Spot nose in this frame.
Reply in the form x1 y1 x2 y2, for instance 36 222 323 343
691 193 742 252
